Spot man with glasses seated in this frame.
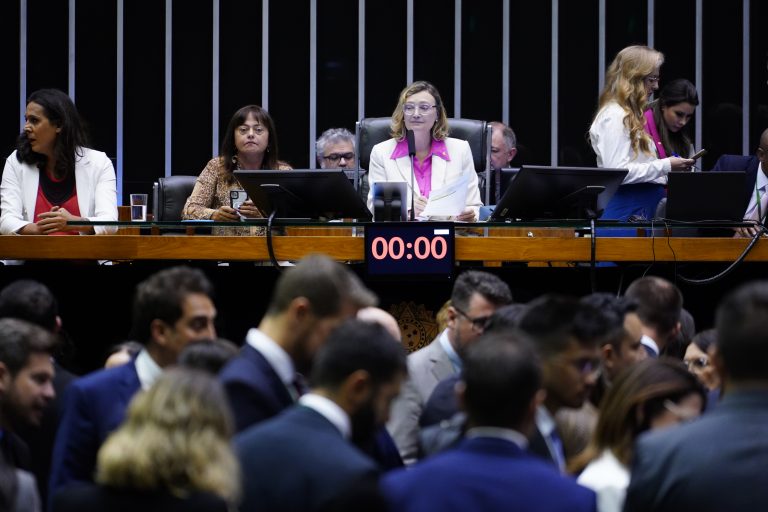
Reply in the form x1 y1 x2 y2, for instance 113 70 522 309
316 127 368 201
387 270 512 464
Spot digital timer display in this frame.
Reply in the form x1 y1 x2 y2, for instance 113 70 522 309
364 222 455 279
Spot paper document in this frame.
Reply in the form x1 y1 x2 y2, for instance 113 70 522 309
420 174 470 217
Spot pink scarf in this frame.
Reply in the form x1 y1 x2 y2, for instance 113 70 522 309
644 108 667 159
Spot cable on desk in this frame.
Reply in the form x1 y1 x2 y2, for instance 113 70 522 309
266 210 283 271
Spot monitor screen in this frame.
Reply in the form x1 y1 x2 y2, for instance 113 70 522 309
234 170 373 220
489 165 628 220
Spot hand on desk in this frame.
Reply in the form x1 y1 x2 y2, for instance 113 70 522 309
211 206 241 222
455 208 477 222
734 222 766 238
35 207 83 234
236 200 262 219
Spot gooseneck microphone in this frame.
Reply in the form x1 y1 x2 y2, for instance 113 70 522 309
406 129 416 221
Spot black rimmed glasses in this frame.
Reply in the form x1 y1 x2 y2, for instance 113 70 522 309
403 103 437 116
453 306 491 333
684 356 709 371
322 152 355 164
644 75 660 84
237 125 266 136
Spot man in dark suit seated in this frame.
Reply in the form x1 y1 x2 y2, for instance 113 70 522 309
235 320 407 512
382 331 597 512
624 279 768 511
711 128 768 237
49 266 217 495
478 122 518 220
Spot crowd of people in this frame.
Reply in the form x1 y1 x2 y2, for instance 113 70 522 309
0 257 764 511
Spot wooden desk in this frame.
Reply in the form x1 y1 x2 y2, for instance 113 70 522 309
1 234 766 262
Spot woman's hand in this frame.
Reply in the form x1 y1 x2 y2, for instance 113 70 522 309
455 208 477 222
669 157 695 171
413 194 428 217
236 200 262 219
210 206 241 221
36 207 79 234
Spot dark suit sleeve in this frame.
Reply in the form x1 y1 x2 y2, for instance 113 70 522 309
223 379 277 433
49 383 100 498
623 436 662 512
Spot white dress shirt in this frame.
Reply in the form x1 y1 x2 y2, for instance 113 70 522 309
577 448 630 512
590 102 671 185
298 393 352 439
135 349 163 391
744 163 768 220
246 327 297 394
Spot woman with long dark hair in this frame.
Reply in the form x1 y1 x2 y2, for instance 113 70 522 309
0 88 117 235
644 79 699 159
182 105 291 229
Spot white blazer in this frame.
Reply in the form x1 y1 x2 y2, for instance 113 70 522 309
366 137 482 219
1 148 118 235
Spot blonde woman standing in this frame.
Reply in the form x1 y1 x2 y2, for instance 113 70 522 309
590 46 694 221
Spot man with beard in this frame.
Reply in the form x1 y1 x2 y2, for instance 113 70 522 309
220 254 377 432
235 320 407 512
0 318 56 469
387 270 512 464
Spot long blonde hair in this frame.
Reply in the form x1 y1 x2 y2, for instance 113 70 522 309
96 368 240 503
596 46 664 157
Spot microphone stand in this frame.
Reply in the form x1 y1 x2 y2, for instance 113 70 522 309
409 154 416 221
406 129 416 221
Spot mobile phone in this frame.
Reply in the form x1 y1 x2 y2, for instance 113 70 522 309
229 189 248 210
691 149 707 161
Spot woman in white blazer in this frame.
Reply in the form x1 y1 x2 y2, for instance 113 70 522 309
366 81 481 221
0 89 117 235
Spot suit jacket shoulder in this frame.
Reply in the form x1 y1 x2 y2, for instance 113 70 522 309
219 344 294 432
236 406 377 512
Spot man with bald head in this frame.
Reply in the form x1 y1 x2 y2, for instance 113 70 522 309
712 128 768 237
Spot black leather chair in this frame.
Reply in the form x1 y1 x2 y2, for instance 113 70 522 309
355 117 392 172
152 175 198 221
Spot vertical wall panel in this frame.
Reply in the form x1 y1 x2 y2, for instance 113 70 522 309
123 0 165 202
270 0 310 168
702 1 742 167
365 0 407 117
749 0 768 149
605 0 646 64
171 2 213 174
509 0 551 166
219 0 263 139
462 0 503 122
412 0 455 115
558 0 599 167
75 0 117 159
654 0 696 85
1 1 21 156
316 0 358 139
26 0 68 94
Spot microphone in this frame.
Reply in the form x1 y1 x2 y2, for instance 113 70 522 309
406 129 416 221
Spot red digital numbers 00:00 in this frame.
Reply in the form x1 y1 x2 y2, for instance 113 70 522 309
370 236 448 260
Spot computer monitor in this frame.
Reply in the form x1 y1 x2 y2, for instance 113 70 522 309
489 165 628 221
665 171 747 221
234 170 373 220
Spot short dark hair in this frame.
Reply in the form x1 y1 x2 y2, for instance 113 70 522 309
517 294 605 357
715 281 768 381
691 328 716 354
309 320 406 390
484 303 526 333
624 277 683 335
178 339 239 375
462 330 541 428
0 280 59 332
131 266 214 344
266 254 377 317
450 271 512 312
580 293 637 351
0 318 56 376
16 88 88 178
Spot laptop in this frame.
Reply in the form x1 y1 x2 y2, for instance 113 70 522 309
664 171 747 222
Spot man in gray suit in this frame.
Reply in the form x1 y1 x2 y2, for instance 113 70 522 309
624 280 768 512
387 270 512 464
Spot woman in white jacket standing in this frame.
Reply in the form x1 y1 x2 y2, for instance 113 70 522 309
1 88 117 235
590 46 693 222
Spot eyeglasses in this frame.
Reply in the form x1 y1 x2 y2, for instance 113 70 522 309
237 125 266 136
644 75 660 84
403 103 437 116
453 306 491 333
684 357 709 371
322 152 355 163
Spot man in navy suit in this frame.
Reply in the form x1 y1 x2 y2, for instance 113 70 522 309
219 254 377 433
382 330 596 512
236 320 407 512
624 280 768 511
712 128 768 237
49 266 216 496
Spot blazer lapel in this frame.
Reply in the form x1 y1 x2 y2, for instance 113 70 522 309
75 153 91 217
23 168 39 221
431 153 448 191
